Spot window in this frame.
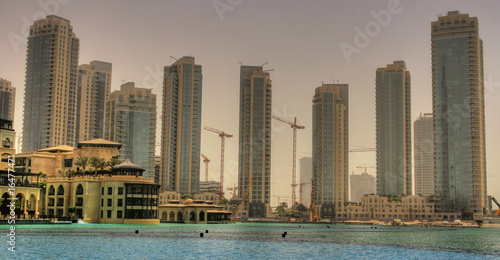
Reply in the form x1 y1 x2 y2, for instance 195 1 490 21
118 187 124 195
117 210 122 218
108 199 112 207
101 187 104 195
107 210 112 218
108 187 112 195
101 210 103 218
118 199 123 207
64 159 73 168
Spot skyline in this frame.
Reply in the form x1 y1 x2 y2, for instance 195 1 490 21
1 1 500 205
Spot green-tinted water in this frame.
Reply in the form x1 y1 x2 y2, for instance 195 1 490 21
2 223 499 259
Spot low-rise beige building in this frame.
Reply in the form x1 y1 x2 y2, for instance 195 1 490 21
46 159 159 224
159 199 231 224
334 195 460 222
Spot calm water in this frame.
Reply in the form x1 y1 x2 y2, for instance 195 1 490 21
2 223 500 259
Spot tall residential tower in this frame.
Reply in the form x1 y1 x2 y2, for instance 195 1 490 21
104 82 157 178
23 15 79 152
161 56 202 194
414 113 434 197
76 61 112 142
0 78 15 123
375 61 412 196
312 84 348 218
238 65 272 218
431 11 486 215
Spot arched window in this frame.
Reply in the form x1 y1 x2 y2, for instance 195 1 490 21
177 211 183 221
76 184 84 195
189 211 196 221
161 211 167 219
48 185 55 196
170 211 175 220
199 211 205 221
57 185 64 195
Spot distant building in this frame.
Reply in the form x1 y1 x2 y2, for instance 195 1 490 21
350 170 376 203
23 15 79 152
312 84 349 219
159 199 231 224
199 181 220 194
238 65 272 218
161 56 202 194
341 195 445 221
0 78 15 123
76 61 112 142
0 119 15 170
45 158 159 224
414 113 434 197
104 82 157 179
376 61 412 196
299 157 312 207
432 11 486 215
154 155 160 185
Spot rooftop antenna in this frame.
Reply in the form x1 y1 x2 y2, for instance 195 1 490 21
170 56 178 61
121 79 125 84
259 61 268 70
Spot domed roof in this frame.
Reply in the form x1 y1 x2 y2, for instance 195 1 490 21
112 158 144 171
183 199 194 205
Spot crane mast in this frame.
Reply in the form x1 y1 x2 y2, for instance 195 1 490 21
272 115 305 205
204 126 233 200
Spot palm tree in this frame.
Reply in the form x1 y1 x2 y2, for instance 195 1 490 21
106 157 121 169
75 156 89 173
89 156 106 175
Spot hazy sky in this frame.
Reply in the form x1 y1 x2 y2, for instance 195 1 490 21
1 0 500 206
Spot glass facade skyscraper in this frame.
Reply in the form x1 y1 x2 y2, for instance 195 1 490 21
161 56 202 194
76 61 112 142
375 61 412 196
414 113 434 197
104 82 157 179
431 11 486 215
23 15 79 152
0 78 15 123
312 84 348 218
238 65 272 218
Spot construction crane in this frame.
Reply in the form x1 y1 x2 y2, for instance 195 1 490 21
235 180 252 219
272 115 305 205
349 145 376 153
491 197 500 216
356 165 375 174
298 182 311 205
201 154 210 182
204 126 233 200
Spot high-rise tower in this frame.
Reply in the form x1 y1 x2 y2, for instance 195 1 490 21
76 61 112 142
432 11 486 215
23 15 79 152
414 113 434 197
0 78 15 123
161 56 202 194
312 84 348 218
375 61 412 196
104 82 157 178
238 65 272 218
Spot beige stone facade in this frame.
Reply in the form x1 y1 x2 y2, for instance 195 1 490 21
45 159 159 224
159 199 231 224
14 139 121 178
